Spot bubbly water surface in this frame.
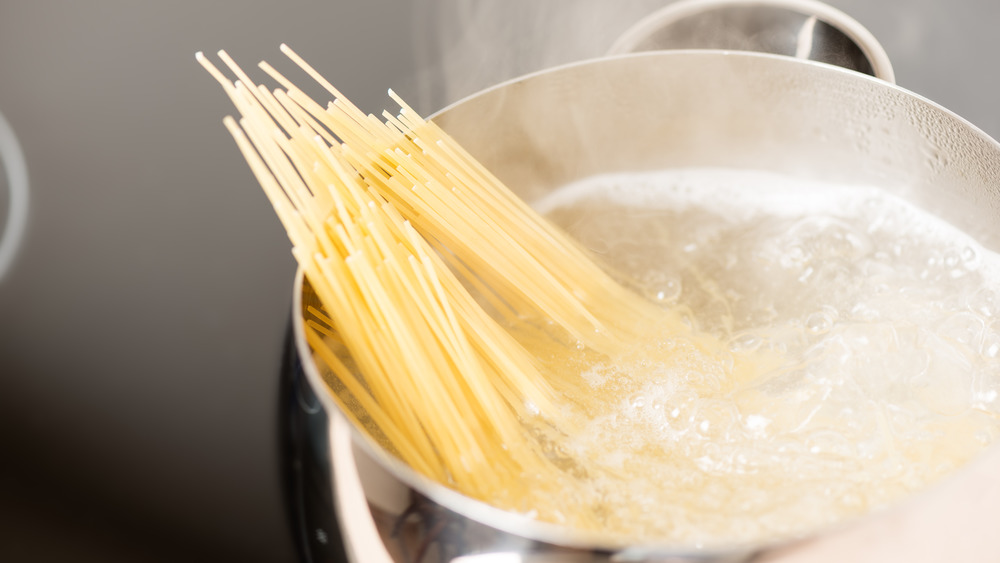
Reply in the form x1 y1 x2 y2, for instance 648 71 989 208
526 168 1000 545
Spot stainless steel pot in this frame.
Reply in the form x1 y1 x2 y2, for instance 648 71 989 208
285 2 1000 562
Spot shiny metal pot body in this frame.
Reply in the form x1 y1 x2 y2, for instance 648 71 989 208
288 50 1000 562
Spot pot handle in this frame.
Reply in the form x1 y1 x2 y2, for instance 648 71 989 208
608 0 895 84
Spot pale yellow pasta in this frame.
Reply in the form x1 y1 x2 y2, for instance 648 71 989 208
196 46 671 515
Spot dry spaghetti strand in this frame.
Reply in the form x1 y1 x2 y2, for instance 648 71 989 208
196 48 668 517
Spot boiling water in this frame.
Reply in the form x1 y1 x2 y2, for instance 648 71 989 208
526 168 1000 546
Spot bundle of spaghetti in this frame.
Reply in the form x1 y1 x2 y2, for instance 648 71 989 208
195 47 668 511
255 45 666 355
198 49 582 509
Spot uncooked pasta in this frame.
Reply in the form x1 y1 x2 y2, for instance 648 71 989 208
197 46 679 515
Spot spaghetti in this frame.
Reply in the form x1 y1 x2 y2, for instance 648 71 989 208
198 46 1000 546
197 47 677 514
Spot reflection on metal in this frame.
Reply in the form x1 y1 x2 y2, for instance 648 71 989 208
794 16 818 60
608 0 895 83
331 416 396 563
0 109 28 283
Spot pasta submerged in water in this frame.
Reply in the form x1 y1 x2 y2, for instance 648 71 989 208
197 47 709 520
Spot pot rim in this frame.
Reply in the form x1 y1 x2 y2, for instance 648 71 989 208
291 48 1000 556
607 0 896 83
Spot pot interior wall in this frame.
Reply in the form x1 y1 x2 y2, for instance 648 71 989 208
432 51 1000 251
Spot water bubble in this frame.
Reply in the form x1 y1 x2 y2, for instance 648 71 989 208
864 259 895 278
791 263 814 283
805 310 835 335
781 245 808 269
890 241 905 257
581 366 610 388
943 248 962 269
976 428 999 445
938 312 984 348
977 388 998 404
850 302 880 322
743 414 772 439
982 332 1000 359
729 333 762 353
962 245 979 266
650 274 682 303
968 288 1000 318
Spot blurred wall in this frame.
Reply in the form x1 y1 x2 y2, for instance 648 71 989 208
0 2 416 561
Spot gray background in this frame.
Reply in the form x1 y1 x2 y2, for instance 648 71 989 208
0 1 996 561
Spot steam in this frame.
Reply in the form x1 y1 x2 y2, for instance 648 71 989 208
406 0 891 114
410 0 673 113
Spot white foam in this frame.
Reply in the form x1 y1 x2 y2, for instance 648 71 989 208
532 168 1000 545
